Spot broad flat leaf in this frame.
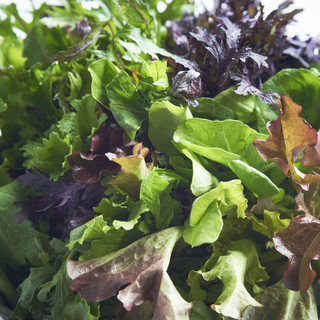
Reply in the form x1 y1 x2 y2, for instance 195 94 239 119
182 149 218 196
140 170 180 229
273 214 320 291
0 181 49 269
108 143 153 200
23 132 72 181
173 118 270 171
148 100 192 155
253 94 320 190
243 280 318 320
202 240 269 319
106 70 147 140
183 180 247 247
229 159 279 197
88 59 119 107
67 227 192 319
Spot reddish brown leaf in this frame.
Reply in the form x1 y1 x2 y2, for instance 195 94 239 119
67 227 192 319
273 214 320 291
253 94 318 189
302 130 320 168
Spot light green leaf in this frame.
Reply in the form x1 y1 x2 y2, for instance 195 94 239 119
183 180 247 247
149 100 193 155
140 60 169 91
106 71 147 140
249 210 291 239
243 280 318 320
202 240 269 319
229 160 279 197
68 215 140 261
88 59 119 107
173 118 267 169
182 149 218 196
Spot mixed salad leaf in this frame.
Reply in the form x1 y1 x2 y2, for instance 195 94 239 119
1 0 320 319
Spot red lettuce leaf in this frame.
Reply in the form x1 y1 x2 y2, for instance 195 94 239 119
68 127 135 184
273 214 320 291
67 227 192 319
253 95 319 189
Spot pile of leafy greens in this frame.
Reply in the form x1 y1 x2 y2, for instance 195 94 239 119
1 0 320 319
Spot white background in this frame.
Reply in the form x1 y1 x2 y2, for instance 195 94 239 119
0 0 319 38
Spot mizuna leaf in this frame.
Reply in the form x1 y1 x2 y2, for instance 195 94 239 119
273 214 320 291
253 94 319 190
67 227 192 319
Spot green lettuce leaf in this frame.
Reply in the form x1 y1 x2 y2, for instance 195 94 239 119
174 118 278 197
181 149 218 196
148 100 193 155
201 240 269 319
183 180 247 247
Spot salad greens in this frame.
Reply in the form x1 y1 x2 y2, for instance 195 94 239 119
1 0 320 319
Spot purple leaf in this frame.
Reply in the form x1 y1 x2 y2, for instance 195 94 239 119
273 214 320 291
67 227 192 319
68 151 120 184
16 171 108 237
